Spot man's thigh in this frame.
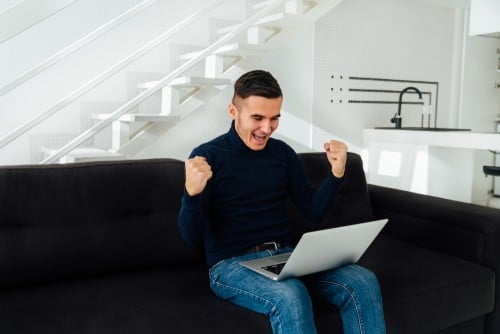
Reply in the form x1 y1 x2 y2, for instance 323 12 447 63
303 264 381 307
209 250 311 314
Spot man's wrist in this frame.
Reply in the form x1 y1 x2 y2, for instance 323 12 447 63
332 169 344 179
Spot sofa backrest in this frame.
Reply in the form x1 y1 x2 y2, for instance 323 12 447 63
0 158 202 289
0 152 373 289
290 152 374 241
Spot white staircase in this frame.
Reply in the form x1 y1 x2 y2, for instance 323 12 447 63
90 76 231 153
7 0 343 164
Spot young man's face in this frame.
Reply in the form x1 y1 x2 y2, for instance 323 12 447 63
229 95 282 151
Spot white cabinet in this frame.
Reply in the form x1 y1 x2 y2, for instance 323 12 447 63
363 129 500 204
469 0 500 37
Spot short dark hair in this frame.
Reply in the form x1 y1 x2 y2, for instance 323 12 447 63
232 70 282 102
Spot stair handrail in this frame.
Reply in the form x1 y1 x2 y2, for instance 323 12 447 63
0 0 156 97
0 0 226 150
41 0 286 164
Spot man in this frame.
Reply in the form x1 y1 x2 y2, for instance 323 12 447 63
178 70 386 334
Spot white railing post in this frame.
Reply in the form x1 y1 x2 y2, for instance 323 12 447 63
285 0 304 14
205 54 225 78
111 120 130 152
161 86 180 115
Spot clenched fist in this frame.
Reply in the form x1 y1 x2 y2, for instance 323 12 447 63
185 156 213 196
324 140 348 178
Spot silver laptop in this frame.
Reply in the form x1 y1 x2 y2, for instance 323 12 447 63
240 218 388 281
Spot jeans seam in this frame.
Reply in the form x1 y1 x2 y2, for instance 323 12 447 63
321 280 365 334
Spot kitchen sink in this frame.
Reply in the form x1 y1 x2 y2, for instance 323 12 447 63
374 127 471 131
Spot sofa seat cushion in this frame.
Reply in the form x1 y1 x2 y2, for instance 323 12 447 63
1 236 494 334
354 235 495 334
0 266 271 334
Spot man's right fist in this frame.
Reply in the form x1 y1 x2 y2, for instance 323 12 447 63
185 156 213 196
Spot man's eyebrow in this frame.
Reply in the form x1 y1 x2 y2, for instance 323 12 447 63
250 113 281 118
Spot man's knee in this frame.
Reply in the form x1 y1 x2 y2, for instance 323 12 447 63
348 265 380 290
317 265 382 306
276 279 311 303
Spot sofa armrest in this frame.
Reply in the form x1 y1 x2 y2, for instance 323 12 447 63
368 184 500 333
368 184 500 265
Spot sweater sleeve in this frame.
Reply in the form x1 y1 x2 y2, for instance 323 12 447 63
178 191 209 244
287 149 343 223
177 148 211 245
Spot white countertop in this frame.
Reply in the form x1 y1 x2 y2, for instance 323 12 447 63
363 129 500 151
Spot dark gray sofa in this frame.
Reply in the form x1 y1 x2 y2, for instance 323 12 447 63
0 152 498 333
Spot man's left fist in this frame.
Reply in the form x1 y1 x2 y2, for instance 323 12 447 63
324 140 348 178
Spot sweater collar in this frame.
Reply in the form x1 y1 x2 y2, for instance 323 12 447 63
228 121 248 152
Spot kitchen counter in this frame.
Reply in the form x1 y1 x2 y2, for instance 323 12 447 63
363 128 498 204
364 128 500 150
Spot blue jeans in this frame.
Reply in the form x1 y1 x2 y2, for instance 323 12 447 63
209 248 386 334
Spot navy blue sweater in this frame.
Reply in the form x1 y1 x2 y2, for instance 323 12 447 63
178 122 342 267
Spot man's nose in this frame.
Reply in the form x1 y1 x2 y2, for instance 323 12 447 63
261 121 272 134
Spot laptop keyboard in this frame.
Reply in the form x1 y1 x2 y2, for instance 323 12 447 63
260 253 291 275
262 262 286 275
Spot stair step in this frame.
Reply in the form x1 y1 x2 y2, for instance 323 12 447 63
255 12 296 26
216 14 301 36
118 114 181 122
253 0 280 10
212 42 271 56
180 43 270 60
253 0 318 14
254 10 317 27
42 147 125 163
253 0 317 11
92 113 180 123
137 76 231 89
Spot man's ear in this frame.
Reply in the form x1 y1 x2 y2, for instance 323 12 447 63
228 103 237 119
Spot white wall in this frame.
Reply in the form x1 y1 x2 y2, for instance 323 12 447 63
312 0 457 150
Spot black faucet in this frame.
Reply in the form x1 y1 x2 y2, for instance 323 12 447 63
391 86 423 128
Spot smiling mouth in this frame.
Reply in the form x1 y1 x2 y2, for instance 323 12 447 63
253 133 267 144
